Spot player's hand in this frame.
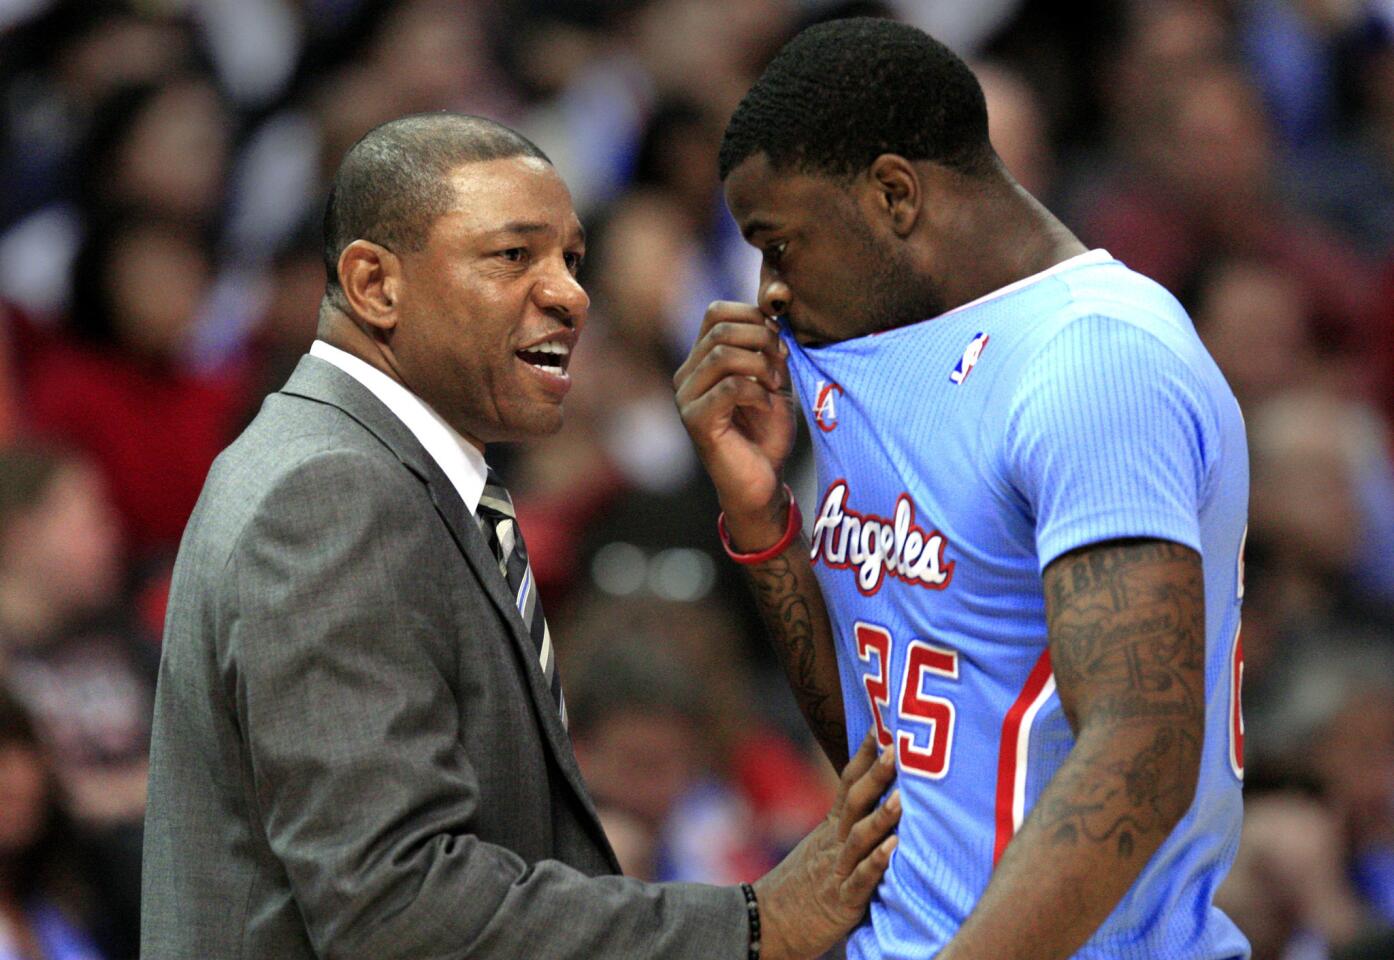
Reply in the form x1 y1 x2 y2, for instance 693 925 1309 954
752 731 900 960
673 300 797 550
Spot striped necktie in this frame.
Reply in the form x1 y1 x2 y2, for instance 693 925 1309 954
474 469 566 726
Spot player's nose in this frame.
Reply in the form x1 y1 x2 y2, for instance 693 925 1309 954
758 278 792 319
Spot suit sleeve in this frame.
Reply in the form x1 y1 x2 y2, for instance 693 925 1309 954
227 450 746 959
1003 315 1217 571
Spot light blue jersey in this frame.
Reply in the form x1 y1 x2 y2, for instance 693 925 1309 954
782 251 1250 960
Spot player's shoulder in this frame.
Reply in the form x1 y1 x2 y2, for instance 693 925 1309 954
1045 256 1192 344
1004 255 1210 379
978 256 1233 429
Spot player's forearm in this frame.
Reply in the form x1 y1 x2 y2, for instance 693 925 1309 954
726 502 847 769
936 718 1200 960
744 534 846 769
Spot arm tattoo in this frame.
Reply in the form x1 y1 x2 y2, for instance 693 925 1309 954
1034 539 1206 858
747 543 847 768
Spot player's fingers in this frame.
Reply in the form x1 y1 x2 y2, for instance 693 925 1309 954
839 745 896 840
673 320 783 391
679 377 775 435
707 320 784 353
697 300 767 339
837 789 901 874
674 344 782 407
840 835 898 907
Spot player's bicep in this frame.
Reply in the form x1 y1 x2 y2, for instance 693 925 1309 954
1042 537 1206 737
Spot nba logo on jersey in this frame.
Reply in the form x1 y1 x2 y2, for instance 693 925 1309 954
949 332 990 384
813 381 843 431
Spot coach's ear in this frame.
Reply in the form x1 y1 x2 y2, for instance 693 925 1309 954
866 153 921 238
339 240 402 334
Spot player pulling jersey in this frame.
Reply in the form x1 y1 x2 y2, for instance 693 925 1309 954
781 250 1250 959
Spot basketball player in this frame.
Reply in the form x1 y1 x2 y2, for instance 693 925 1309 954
675 18 1250 960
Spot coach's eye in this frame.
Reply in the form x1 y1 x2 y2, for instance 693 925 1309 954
564 251 584 273
499 247 527 263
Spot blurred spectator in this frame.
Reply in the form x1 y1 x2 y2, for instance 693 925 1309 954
1193 257 1318 409
568 636 780 884
21 211 251 561
1307 679 1394 927
518 0 795 215
225 62 404 265
1216 787 1368 960
0 68 230 321
629 96 762 356
1248 387 1394 621
0 446 121 654
76 75 231 226
1245 649 1394 956
586 190 715 489
0 686 106 959
235 223 328 419
0 444 152 822
0 443 154 956
977 59 1056 202
594 804 658 880
1078 9 1383 380
0 2 201 230
564 593 832 861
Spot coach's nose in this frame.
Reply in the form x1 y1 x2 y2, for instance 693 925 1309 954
535 258 590 330
758 278 792 320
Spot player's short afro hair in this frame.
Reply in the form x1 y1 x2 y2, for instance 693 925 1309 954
718 17 993 181
322 113 549 303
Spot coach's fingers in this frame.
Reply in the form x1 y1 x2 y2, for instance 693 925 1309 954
838 789 901 877
836 730 881 799
840 743 896 840
840 835 899 907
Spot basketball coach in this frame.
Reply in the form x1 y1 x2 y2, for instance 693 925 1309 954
140 113 901 960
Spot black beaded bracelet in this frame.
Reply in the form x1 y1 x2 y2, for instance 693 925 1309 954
740 882 761 960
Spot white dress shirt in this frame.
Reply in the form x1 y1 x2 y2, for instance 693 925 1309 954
309 340 488 515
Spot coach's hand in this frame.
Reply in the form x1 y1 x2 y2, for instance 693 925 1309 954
753 731 900 960
674 300 797 552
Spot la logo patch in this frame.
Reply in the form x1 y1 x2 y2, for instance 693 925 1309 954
950 332 990 384
813 380 843 432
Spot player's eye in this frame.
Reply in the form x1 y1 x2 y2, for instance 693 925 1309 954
765 241 788 267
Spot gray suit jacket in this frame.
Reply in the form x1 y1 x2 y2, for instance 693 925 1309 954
141 356 746 958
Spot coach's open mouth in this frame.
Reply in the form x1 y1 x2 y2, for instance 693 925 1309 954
515 337 572 377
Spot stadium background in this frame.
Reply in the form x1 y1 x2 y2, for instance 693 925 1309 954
0 0 1392 957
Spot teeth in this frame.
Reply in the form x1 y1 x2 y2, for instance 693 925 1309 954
531 341 569 356
535 364 565 376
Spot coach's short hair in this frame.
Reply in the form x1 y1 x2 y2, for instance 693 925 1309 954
322 113 550 303
718 17 992 181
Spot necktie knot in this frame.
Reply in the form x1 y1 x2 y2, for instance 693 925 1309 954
478 468 516 523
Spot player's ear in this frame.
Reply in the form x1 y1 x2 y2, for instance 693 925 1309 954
338 239 403 335
866 154 921 238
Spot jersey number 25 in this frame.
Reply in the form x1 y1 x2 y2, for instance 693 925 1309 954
856 621 958 780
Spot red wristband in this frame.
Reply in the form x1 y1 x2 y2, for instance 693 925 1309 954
717 486 801 565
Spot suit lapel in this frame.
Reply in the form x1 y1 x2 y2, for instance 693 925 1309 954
278 356 617 869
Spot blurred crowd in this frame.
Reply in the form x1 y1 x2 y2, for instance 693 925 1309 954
0 0 1391 957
